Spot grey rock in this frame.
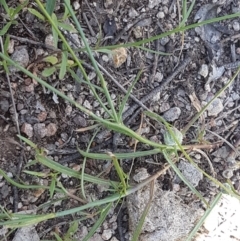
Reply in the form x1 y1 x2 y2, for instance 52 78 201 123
10 47 29 73
129 8 139 18
148 0 161 9
1 184 9 199
33 123 47 138
157 11 165 18
163 107 181 122
133 168 149 183
206 98 223 116
212 146 229 158
127 182 202 241
46 123 57 137
21 123 33 138
89 233 103 241
233 21 240 31
177 160 203 187
73 115 87 127
160 37 169 46
0 99 10 113
102 229 112 240
199 64 209 78
13 226 40 241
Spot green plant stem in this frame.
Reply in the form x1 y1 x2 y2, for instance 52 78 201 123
89 11 240 51
182 66 240 135
0 51 174 150
35 0 114 119
63 0 119 122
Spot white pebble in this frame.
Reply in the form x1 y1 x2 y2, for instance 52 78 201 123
102 229 112 240
199 64 209 78
73 1 80 10
233 21 240 31
157 11 165 19
206 98 223 116
163 107 181 122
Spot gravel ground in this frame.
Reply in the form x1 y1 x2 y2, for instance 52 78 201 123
1 0 240 240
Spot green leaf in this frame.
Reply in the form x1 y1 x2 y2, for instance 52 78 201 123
43 55 58 65
46 0 57 16
58 22 77 33
49 177 56 198
62 0 70 20
53 232 63 241
82 204 112 241
94 49 113 54
137 46 171 56
118 70 142 120
108 152 128 195
59 49 67 80
78 148 162 160
0 0 10 15
27 8 45 21
164 127 183 146
64 221 78 240
0 22 13 36
17 135 37 149
12 0 29 19
36 154 118 187
51 13 59 47
23 170 48 178
42 67 56 77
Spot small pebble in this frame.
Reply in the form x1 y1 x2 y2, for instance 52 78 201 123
45 34 55 47
104 0 113 8
110 237 119 241
163 107 181 121
0 99 10 113
17 103 24 111
157 11 165 18
199 64 209 78
33 123 47 138
25 83 34 93
46 123 57 136
178 160 203 187
233 21 240 31
37 111 47 122
160 37 169 46
102 55 109 62
128 8 139 18
10 47 29 73
7 39 15 54
21 123 33 138
154 72 163 82
83 100 92 110
102 229 112 240
73 0 80 10
206 98 223 116
1 185 9 199
73 115 87 127
133 168 149 183
89 233 103 241
148 0 161 9
133 26 142 39
159 102 170 113
7 172 13 178
65 105 73 116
